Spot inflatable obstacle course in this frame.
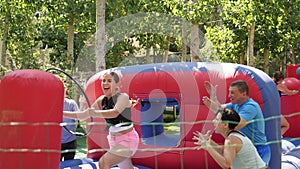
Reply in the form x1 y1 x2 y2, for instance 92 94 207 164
84 62 281 169
3 62 297 168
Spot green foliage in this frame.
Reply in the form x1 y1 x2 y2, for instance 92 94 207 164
0 0 299 78
0 0 95 72
205 26 240 63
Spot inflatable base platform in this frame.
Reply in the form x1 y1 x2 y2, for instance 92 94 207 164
60 158 151 169
281 137 300 169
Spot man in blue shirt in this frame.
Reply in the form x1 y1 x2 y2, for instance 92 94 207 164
61 98 79 161
202 80 271 166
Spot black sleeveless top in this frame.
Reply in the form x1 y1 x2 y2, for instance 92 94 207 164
101 93 132 128
278 90 282 97
275 81 282 97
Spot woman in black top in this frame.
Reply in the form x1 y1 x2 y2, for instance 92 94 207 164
64 71 139 169
273 71 298 96
272 71 298 135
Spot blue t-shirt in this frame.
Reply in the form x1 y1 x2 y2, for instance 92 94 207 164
226 98 267 145
61 98 79 144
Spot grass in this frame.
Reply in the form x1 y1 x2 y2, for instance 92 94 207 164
75 126 88 159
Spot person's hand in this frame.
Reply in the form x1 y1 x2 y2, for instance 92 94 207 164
131 98 140 108
73 108 90 120
204 81 217 97
203 96 221 113
202 96 212 108
88 107 96 117
193 130 212 150
292 90 299 95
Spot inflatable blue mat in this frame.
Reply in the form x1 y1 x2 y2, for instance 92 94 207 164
283 137 300 147
282 146 300 169
60 158 151 169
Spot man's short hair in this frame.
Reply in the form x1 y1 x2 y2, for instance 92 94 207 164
230 80 249 95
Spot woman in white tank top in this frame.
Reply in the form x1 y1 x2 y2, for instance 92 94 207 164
193 108 266 169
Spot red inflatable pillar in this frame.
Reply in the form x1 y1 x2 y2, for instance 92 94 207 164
281 77 300 138
286 64 299 79
0 70 64 169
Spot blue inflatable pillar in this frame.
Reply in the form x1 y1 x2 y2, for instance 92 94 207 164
140 99 164 138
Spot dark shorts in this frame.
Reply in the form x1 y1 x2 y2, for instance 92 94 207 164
61 140 77 161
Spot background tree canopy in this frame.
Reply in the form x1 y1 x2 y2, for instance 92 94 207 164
1 0 299 81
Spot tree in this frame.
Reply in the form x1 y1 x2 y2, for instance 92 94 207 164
1 0 10 72
96 0 106 71
247 23 255 66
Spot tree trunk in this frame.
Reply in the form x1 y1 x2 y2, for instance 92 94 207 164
247 24 255 66
291 48 296 63
191 23 200 62
280 59 285 72
96 0 106 72
68 16 75 68
181 20 187 62
163 35 170 62
1 0 10 69
239 41 245 64
263 46 269 74
146 49 150 64
239 51 245 64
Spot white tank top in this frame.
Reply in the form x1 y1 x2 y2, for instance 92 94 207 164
229 133 266 169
